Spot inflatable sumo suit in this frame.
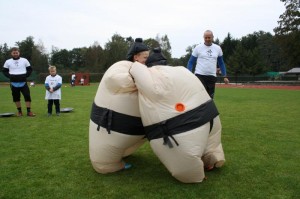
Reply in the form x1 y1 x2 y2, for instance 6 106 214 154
89 61 146 174
129 62 225 183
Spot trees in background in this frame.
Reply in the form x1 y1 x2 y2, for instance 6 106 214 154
50 48 71 72
0 43 10 68
102 34 131 72
274 0 299 35
84 42 104 73
0 31 295 77
47 33 173 73
225 31 280 76
0 0 299 77
273 0 300 70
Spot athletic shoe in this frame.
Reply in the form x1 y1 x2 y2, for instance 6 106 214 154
27 112 36 117
47 113 52 117
205 166 215 171
124 163 132 170
215 160 225 168
205 160 225 171
56 113 60 116
17 112 23 117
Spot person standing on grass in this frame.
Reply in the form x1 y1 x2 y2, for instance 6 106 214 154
71 72 76 87
187 30 229 98
2 47 36 117
80 77 84 86
45 65 62 116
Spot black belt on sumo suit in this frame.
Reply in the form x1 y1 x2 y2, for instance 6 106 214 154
90 99 219 148
144 99 219 148
90 102 145 135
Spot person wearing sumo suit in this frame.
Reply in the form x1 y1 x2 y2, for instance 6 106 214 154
126 38 150 64
146 47 225 172
145 47 168 67
89 38 149 174
128 51 225 183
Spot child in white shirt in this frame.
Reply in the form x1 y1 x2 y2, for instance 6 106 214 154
45 65 62 116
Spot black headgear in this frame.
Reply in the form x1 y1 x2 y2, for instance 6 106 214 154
126 38 149 62
145 47 167 67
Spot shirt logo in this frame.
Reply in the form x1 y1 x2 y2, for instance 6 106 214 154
14 61 19 67
206 50 213 57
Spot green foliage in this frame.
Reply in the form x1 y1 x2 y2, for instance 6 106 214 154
221 33 239 61
227 43 247 74
226 31 284 75
257 32 283 71
274 0 300 35
16 36 35 61
69 48 86 70
0 43 10 67
50 49 72 70
274 31 300 69
31 47 49 73
0 84 299 198
103 33 131 71
274 0 300 69
158 34 172 61
144 38 160 50
84 42 104 73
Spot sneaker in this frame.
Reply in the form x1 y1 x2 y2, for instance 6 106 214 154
205 160 225 171
17 112 23 117
27 112 36 117
215 160 225 168
47 113 52 117
205 165 215 171
124 163 132 170
56 113 60 116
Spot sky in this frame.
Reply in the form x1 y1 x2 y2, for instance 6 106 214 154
0 0 285 58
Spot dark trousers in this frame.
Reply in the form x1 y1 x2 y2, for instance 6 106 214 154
195 74 217 99
11 83 31 102
48 99 60 114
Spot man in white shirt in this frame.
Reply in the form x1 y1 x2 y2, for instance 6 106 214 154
2 47 36 117
187 30 229 98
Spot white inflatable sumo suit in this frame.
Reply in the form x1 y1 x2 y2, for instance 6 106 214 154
89 61 146 174
129 62 225 183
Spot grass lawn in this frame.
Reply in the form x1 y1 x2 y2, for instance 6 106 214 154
0 83 299 199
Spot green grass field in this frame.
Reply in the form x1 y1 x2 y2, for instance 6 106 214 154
0 83 299 199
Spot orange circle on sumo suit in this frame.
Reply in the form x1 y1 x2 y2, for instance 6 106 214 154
175 103 185 112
